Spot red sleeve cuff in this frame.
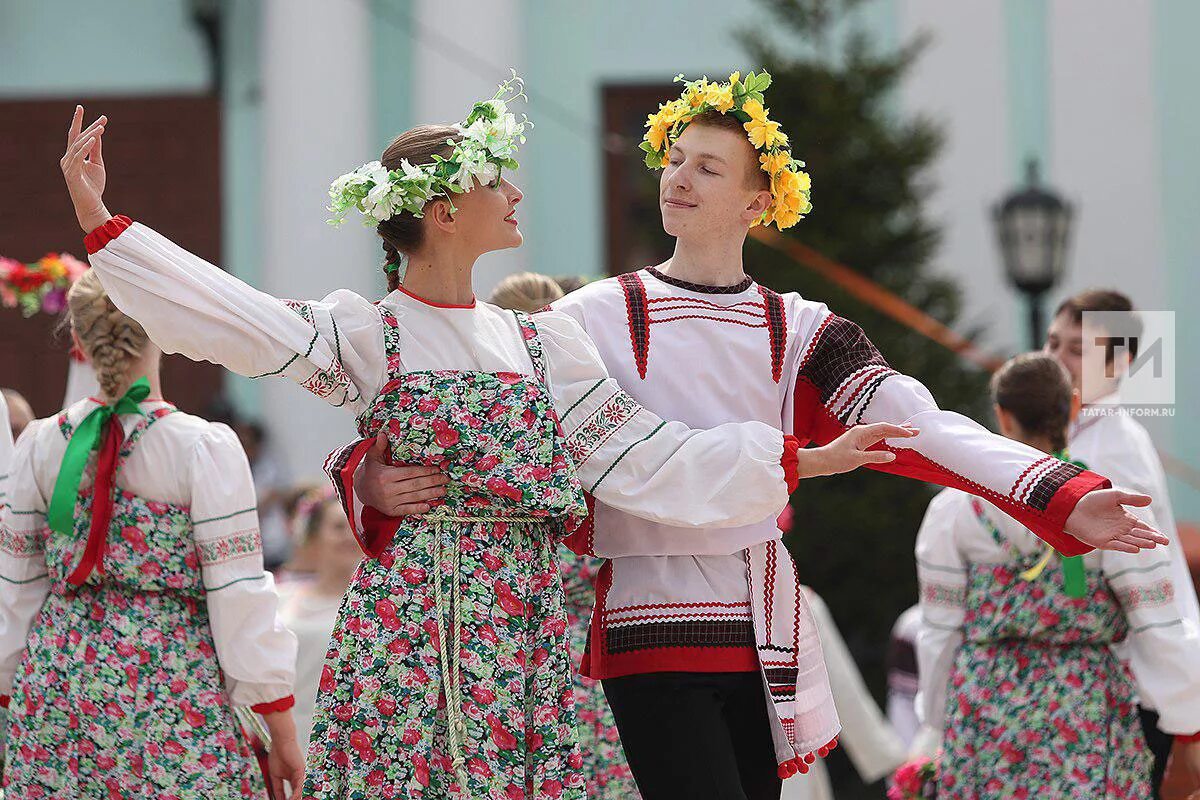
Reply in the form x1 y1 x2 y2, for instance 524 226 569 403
335 438 401 558
84 214 133 254
781 435 801 493
1036 469 1111 557
1176 730 1200 743
250 695 295 715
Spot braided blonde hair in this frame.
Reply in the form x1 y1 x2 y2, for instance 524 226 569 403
489 272 564 313
67 269 150 400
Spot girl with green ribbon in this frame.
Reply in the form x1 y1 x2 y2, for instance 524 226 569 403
911 352 1169 798
0 268 306 798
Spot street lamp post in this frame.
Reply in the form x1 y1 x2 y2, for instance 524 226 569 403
992 159 1074 350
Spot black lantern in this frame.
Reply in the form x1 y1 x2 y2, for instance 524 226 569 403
992 159 1074 349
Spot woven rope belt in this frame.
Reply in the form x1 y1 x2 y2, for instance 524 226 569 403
425 509 541 791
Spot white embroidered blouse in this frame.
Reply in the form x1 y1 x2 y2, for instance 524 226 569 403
0 400 297 707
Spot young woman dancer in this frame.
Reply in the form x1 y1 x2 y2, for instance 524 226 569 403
61 81 909 799
914 353 1200 799
0 269 303 798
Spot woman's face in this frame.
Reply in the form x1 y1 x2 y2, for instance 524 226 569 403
440 176 523 256
311 502 360 575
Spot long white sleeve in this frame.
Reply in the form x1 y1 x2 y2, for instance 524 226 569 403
537 311 789 529
0 421 51 696
88 219 385 414
804 587 905 783
790 311 1106 558
190 424 297 708
1103 537 1200 735
913 489 968 740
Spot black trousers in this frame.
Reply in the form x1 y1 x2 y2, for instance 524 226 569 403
1140 707 1174 800
603 671 782 800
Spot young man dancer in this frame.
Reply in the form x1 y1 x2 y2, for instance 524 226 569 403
1045 289 1200 795
332 72 1164 800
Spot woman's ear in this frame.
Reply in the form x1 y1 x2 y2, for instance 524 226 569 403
428 198 457 233
1069 389 1082 424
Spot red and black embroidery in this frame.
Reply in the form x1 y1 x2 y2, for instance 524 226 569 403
1026 461 1086 512
758 286 787 384
796 315 896 423
646 266 753 294
618 272 651 379
605 620 756 653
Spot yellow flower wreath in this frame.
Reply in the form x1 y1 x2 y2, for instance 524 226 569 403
640 70 812 230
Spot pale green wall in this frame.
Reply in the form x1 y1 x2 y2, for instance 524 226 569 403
0 0 209 96
1154 0 1200 521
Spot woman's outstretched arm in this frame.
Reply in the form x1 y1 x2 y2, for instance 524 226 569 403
61 106 385 412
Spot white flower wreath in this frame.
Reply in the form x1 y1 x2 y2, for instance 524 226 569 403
328 72 530 226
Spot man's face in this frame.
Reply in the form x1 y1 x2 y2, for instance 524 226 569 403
658 124 770 241
1044 310 1124 402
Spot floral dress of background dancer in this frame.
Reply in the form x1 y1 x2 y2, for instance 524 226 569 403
913 481 1200 800
559 544 640 799
85 217 797 799
0 396 297 799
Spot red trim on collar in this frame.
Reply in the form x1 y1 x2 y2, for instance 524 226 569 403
84 215 134 254
395 284 476 309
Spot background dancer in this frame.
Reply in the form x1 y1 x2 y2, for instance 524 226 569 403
1046 288 1200 797
0 269 303 798
914 352 1200 798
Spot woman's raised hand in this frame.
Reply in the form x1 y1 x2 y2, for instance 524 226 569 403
60 105 112 234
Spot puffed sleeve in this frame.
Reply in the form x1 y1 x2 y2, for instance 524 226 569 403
86 216 386 415
1102 530 1200 736
913 489 968 745
190 424 298 710
0 421 52 699
537 311 791 529
789 309 1109 557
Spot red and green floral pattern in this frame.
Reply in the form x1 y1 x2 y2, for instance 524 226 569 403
559 547 639 798
302 308 590 799
938 549 1151 799
4 413 263 798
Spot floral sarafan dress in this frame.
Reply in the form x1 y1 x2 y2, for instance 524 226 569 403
914 486 1200 800
307 310 591 799
0 400 297 799
85 219 795 799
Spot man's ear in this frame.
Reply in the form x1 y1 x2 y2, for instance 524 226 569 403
745 189 773 223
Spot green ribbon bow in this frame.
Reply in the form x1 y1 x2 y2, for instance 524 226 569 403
47 377 151 535
1054 448 1088 599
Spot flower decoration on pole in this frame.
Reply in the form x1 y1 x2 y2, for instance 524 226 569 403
0 252 89 317
641 70 813 230
328 71 531 226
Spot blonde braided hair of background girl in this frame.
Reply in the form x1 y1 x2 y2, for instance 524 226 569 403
67 268 150 401
488 272 565 313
